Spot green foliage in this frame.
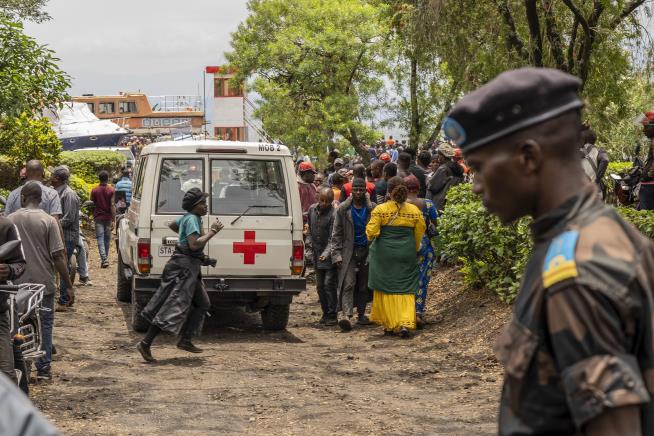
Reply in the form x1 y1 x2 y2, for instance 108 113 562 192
616 207 654 239
0 155 18 190
439 183 532 303
227 0 387 160
427 0 649 158
60 151 126 184
0 0 50 22
68 174 93 202
439 183 654 305
0 17 69 117
0 112 61 167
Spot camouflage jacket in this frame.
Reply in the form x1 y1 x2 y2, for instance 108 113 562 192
495 187 654 435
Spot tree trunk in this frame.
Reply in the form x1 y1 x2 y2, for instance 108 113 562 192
409 53 421 150
524 0 543 66
347 127 371 165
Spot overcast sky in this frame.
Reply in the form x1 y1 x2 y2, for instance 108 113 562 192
24 0 250 97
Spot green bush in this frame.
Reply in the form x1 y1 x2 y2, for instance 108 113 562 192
616 207 654 238
0 113 61 169
69 174 94 202
439 184 532 303
60 151 126 184
0 156 19 191
439 184 654 304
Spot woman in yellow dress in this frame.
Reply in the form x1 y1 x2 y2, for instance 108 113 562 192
366 176 426 338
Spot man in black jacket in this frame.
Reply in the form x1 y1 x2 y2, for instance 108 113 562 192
0 217 26 382
307 188 337 325
428 143 464 211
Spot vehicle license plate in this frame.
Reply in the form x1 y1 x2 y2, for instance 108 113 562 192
158 246 175 257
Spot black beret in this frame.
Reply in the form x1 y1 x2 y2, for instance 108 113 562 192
443 68 583 153
182 187 209 212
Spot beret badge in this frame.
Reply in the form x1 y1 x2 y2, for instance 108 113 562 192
442 117 466 147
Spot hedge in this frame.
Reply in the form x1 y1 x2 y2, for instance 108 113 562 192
69 174 94 202
439 184 532 303
0 156 19 190
616 207 654 238
60 151 126 185
439 183 654 304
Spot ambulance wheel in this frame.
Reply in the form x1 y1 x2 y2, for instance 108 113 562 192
116 251 132 303
131 300 149 333
261 304 290 331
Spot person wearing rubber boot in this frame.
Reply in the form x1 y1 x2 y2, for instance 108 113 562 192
137 188 223 362
331 178 375 332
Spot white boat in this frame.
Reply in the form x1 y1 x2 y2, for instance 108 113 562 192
45 103 129 150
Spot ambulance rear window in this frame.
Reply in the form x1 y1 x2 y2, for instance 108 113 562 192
156 158 204 214
210 159 288 216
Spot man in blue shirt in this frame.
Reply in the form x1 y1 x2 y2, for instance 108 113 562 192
331 178 375 332
115 168 133 207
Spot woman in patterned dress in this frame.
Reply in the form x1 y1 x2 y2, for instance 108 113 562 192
404 175 438 328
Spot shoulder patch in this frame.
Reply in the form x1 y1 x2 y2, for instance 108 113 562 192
542 230 579 288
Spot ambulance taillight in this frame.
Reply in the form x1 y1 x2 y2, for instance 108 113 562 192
291 240 304 275
137 239 151 274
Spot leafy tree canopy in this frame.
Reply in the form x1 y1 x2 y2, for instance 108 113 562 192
0 0 50 22
227 0 388 160
0 16 70 117
229 0 651 159
0 112 61 168
433 0 650 156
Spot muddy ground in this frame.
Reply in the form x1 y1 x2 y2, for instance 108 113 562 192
31 241 511 435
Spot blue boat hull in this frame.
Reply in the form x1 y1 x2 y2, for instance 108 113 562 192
61 133 127 151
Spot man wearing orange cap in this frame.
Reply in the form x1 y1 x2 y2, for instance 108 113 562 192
640 111 654 210
297 161 318 220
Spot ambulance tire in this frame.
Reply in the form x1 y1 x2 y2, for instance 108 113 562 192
116 251 132 303
261 304 290 331
131 299 149 333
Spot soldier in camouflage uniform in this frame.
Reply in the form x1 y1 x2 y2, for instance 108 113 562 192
443 68 654 435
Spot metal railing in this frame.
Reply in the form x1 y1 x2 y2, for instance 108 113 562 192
150 95 202 113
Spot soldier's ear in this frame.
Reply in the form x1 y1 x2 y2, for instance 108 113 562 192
516 139 543 176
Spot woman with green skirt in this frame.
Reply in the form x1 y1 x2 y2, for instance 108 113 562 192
366 176 426 338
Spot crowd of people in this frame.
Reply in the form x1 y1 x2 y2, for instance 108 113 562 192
298 142 468 337
0 160 134 388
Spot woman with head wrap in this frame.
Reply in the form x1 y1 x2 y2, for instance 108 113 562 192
366 176 426 338
137 188 223 362
404 175 438 327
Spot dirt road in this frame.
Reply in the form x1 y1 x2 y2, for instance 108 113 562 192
31 243 510 435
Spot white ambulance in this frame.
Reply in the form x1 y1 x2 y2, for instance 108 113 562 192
116 140 306 331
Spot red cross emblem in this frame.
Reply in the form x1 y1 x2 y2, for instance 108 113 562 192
233 231 267 264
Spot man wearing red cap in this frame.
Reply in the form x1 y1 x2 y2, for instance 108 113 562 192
379 153 391 163
297 161 318 220
640 112 654 210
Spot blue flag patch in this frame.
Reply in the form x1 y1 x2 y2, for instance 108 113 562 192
542 230 579 288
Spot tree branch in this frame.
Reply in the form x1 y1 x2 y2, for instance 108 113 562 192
524 0 543 66
567 17 579 72
562 0 592 85
345 49 367 95
542 0 566 71
494 0 530 61
427 81 460 143
610 0 647 28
